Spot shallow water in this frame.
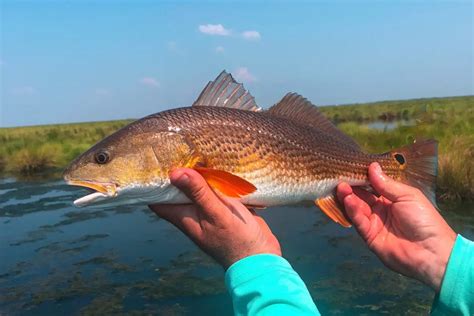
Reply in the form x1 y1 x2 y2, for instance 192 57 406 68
366 120 415 131
1 177 473 315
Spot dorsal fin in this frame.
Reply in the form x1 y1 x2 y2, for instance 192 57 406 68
267 93 360 150
192 70 261 111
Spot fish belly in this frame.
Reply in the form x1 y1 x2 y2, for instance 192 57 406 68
142 176 367 207
240 177 368 207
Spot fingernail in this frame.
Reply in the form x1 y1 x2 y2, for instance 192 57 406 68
341 182 352 193
170 170 189 186
345 194 354 202
373 162 382 173
371 163 386 180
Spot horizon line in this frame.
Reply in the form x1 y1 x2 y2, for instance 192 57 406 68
1 94 472 129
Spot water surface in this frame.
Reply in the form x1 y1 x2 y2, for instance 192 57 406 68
366 119 416 131
1 177 473 315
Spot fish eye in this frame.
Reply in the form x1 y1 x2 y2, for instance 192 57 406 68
394 153 406 165
95 151 110 164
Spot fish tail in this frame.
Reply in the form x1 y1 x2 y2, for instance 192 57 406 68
391 139 438 204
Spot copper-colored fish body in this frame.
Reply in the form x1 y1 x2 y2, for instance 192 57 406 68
154 106 371 200
64 71 438 227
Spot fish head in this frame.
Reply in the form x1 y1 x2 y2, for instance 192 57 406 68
63 120 195 207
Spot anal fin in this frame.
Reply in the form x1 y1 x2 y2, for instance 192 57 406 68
315 195 352 228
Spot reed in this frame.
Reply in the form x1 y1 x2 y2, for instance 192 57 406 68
436 137 474 201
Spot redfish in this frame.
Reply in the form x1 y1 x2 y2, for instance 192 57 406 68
64 71 437 227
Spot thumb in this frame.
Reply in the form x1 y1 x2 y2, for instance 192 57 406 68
368 162 413 202
170 168 227 222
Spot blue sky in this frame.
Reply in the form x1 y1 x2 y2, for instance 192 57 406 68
1 1 472 127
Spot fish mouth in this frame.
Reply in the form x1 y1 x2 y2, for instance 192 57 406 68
67 180 117 207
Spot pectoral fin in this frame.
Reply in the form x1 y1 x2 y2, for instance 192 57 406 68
315 195 352 228
194 167 257 198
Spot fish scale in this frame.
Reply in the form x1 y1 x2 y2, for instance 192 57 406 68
64 71 438 228
159 106 376 181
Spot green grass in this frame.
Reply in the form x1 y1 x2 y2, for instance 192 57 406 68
0 120 132 175
1 95 473 200
320 95 474 200
320 95 473 124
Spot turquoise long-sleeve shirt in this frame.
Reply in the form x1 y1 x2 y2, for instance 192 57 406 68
431 235 474 315
225 254 320 315
225 234 473 315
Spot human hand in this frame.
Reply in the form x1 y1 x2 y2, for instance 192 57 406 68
149 169 281 269
337 162 456 292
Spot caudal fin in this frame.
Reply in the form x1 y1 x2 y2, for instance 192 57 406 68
392 139 438 204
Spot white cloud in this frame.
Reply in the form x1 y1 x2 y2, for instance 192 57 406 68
0 58 5 67
198 24 231 36
11 86 36 95
95 88 111 96
234 67 256 83
140 77 160 88
215 46 225 53
242 30 261 41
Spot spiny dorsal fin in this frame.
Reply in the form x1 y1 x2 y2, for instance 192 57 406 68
267 93 360 150
192 70 261 111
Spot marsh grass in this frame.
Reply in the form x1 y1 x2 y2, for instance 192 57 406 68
320 95 474 200
1 96 473 199
0 120 132 175
437 138 474 201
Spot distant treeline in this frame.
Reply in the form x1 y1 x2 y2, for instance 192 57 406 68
1 95 473 200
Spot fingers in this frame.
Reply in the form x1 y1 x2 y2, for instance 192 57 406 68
368 162 413 202
149 204 201 232
212 190 253 223
336 182 353 202
352 187 378 210
170 168 228 223
345 194 374 242
337 182 372 242
150 204 191 222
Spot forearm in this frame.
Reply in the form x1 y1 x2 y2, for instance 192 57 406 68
225 254 319 316
431 235 474 315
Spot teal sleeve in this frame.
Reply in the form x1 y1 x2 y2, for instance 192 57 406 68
431 235 474 315
225 254 320 316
